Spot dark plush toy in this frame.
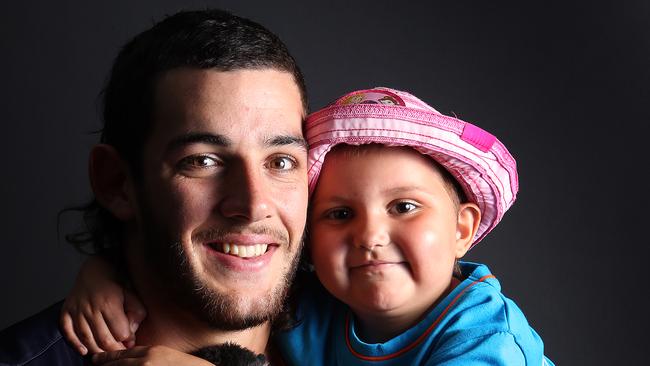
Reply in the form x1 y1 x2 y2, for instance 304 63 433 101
191 342 269 366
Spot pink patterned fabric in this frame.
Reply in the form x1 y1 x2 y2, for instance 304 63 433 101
306 87 518 247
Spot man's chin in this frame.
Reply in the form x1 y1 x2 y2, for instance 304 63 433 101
192 287 284 331
184 245 302 331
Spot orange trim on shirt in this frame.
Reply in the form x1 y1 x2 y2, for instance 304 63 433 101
345 274 496 362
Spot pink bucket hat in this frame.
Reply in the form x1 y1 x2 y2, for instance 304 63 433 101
306 87 518 247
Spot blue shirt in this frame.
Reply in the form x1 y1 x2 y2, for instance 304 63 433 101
277 262 554 365
0 302 87 366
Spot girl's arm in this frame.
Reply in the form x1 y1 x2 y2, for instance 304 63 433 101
60 256 146 355
92 346 215 366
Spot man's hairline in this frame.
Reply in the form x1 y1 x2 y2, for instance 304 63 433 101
152 65 309 113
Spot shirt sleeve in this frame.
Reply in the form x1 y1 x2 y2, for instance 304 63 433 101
427 331 526 366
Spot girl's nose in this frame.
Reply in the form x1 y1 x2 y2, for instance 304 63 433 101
353 213 390 251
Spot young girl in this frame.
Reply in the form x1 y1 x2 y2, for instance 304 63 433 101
62 88 554 365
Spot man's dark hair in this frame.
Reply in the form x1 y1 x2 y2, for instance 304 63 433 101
191 343 268 366
65 9 307 255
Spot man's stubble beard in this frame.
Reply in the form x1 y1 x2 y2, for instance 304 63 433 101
138 197 303 331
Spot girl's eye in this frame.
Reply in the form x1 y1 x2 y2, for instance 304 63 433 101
325 208 353 220
390 201 419 214
268 156 297 171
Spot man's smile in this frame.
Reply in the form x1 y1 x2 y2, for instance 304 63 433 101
208 242 275 258
200 233 283 272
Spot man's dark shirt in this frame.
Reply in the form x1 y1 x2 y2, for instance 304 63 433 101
0 302 86 365
0 302 288 366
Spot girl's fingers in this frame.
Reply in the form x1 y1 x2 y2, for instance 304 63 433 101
59 312 88 355
123 288 146 333
88 311 127 351
73 314 103 354
101 301 133 343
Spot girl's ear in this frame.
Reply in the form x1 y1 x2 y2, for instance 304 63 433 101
88 144 137 221
455 203 481 258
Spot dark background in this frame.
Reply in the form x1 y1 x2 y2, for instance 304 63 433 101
1 1 648 364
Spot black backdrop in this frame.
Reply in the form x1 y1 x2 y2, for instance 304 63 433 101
1 1 648 364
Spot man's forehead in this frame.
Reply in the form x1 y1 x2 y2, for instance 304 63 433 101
149 67 306 150
155 67 304 109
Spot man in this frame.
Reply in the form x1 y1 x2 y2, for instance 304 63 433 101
0 9 309 365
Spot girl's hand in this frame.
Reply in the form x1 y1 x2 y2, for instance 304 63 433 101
60 256 147 355
92 346 215 366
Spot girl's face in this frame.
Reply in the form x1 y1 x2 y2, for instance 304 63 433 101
310 146 473 323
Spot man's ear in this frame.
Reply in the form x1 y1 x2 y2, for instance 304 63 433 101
455 203 481 258
89 144 136 221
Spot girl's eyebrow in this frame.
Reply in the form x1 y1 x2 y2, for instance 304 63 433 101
313 186 427 205
310 196 350 212
381 186 427 195
313 196 348 205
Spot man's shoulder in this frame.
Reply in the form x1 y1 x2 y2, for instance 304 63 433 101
0 301 85 366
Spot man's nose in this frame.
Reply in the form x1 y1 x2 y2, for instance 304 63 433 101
353 212 390 251
217 162 273 222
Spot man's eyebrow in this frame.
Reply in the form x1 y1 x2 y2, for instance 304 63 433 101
166 132 231 152
265 135 308 151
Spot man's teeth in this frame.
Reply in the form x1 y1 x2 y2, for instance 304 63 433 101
221 243 268 258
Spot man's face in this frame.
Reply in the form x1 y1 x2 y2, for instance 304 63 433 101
132 68 308 330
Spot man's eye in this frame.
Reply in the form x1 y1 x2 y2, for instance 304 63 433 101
268 156 296 171
390 201 419 214
179 155 219 169
325 208 353 220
